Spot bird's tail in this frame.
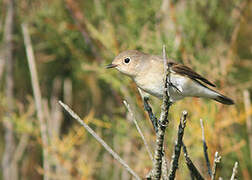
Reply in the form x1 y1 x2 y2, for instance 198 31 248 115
213 94 234 105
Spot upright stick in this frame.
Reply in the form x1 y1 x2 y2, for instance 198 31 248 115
22 23 50 180
168 111 188 179
200 119 212 177
2 0 16 179
152 45 171 179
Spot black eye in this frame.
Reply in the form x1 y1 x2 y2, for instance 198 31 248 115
124 57 130 64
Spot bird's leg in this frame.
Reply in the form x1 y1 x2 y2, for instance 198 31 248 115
167 65 182 94
167 81 182 94
143 97 158 134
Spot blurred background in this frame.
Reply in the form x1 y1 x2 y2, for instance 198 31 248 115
0 0 252 179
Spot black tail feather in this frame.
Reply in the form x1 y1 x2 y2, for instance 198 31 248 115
214 95 234 105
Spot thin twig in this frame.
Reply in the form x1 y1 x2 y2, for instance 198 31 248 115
2 0 16 179
59 101 141 180
143 97 158 133
22 23 50 180
211 152 221 180
0 0 18 180
152 45 171 179
200 119 212 177
230 162 238 180
168 111 188 180
123 100 154 162
182 142 204 180
142 93 169 179
142 95 169 179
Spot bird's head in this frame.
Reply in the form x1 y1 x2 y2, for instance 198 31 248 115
106 50 147 77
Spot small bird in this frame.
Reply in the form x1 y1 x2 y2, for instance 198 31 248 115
106 50 234 105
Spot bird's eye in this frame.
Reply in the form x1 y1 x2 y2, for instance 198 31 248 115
124 57 130 64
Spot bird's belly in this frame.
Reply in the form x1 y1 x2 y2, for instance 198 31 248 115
135 74 208 102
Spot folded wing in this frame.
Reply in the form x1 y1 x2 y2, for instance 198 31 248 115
169 62 216 87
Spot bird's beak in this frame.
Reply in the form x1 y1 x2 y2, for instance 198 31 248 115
106 63 118 69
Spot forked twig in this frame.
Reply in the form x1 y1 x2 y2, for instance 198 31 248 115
123 100 153 162
168 111 188 179
211 152 221 180
182 142 204 180
59 101 141 180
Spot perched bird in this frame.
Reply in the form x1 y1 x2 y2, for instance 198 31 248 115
106 50 234 105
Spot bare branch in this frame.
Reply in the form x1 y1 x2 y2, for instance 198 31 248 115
142 94 169 180
152 45 171 179
1 0 16 179
22 23 50 180
143 97 158 133
123 100 154 162
182 142 204 180
211 152 221 180
162 155 169 180
230 162 238 180
200 119 212 177
59 101 141 180
168 111 188 179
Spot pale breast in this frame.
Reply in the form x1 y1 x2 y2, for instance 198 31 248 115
134 71 193 102
134 74 164 99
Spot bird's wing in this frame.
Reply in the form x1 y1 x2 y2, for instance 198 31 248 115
169 62 216 87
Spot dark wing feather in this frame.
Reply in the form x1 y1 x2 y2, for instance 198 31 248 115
170 62 216 87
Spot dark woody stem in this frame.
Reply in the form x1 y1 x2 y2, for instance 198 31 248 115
143 97 158 134
200 119 212 177
168 111 188 179
182 142 204 180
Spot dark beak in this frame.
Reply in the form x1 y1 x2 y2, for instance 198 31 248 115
106 64 117 69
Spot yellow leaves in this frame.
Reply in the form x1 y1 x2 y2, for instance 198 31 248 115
4 96 36 134
83 109 111 128
52 108 111 155
46 107 112 179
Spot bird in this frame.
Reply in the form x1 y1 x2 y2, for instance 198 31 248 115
106 50 234 105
